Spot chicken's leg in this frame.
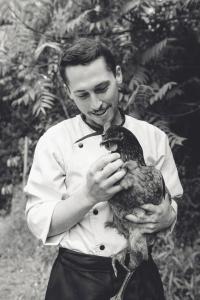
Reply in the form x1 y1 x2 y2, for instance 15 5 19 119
110 271 134 300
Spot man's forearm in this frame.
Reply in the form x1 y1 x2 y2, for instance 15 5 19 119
48 186 94 237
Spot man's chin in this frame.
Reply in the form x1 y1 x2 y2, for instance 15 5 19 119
87 117 105 128
88 108 113 125
85 107 121 129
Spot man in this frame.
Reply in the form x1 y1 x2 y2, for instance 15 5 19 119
24 38 183 300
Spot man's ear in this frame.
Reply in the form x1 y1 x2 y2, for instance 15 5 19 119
115 65 123 85
64 83 72 99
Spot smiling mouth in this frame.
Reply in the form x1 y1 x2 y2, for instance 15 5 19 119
91 107 110 116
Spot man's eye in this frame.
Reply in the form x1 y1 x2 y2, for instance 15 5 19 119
77 94 88 99
95 86 109 94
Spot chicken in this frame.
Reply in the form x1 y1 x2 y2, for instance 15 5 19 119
101 125 170 299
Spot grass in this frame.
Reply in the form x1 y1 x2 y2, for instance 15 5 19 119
0 185 57 300
0 185 200 300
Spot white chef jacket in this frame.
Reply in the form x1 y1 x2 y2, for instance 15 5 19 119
24 114 183 257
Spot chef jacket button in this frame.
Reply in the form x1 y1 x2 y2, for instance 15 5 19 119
78 142 83 148
93 208 98 215
99 244 105 251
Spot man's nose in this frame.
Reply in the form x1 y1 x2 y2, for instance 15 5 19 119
90 93 102 111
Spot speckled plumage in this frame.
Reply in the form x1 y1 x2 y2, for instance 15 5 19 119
101 125 168 274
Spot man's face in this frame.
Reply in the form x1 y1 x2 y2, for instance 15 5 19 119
65 57 122 127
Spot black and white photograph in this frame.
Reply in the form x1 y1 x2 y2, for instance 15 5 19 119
0 0 200 299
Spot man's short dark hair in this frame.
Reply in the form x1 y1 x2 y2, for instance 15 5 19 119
59 38 116 85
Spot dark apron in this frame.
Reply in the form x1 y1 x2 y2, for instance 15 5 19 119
45 247 165 300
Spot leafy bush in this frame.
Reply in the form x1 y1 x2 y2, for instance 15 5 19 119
0 1 200 298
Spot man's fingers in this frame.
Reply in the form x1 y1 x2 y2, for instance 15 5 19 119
140 203 158 213
137 223 159 234
107 184 123 195
125 213 157 223
91 153 120 172
124 219 158 233
101 158 124 178
103 169 126 188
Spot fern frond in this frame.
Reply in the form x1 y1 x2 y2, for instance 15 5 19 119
33 90 56 116
0 0 21 25
3 85 28 102
141 38 176 65
184 0 200 7
148 117 186 149
122 0 140 15
0 75 12 86
167 131 187 149
33 101 46 116
11 88 36 107
165 87 184 101
50 1 74 39
150 82 177 104
65 9 92 33
129 65 149 85
34 42 62 61
11 93 30 107
0 29 12 76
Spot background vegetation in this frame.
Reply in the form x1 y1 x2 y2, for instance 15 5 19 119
0 0 200 299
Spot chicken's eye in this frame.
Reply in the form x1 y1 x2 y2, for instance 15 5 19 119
107 142 118 152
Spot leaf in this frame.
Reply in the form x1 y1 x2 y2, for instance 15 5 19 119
195 274 200 284
148 118 186 149
173 278 185 289
33 100 47 116
65 9 91 32
28 89 35 101
171 256 183 269
122 0 140 15
130 66 149 85
34 42 62 61
0 76 12 86
165 86 184 100
150 82 177 104
141 38 176 65
168 270 174 291
11 93 29 107
133 84 154 109
184 0 199 7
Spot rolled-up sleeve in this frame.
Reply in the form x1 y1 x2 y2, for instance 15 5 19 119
24 133 67 245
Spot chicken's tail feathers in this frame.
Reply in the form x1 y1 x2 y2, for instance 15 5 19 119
128 229 149 265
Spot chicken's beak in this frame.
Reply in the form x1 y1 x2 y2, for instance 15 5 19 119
100 137 119 146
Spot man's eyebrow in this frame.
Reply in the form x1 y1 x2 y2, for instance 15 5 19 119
74 81 110 93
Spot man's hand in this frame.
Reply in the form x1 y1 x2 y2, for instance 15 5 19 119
49 152 126 237
125 193 176 234
85 152 126 205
